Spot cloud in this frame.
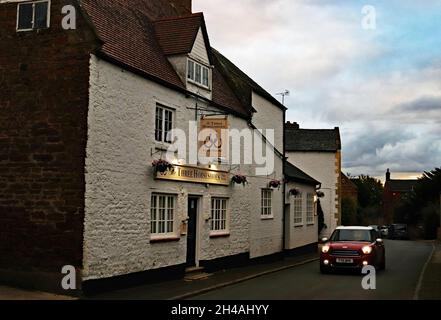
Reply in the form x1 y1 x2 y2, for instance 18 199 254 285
194 0 441 176
396 96 441 112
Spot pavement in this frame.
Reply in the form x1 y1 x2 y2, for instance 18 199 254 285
0 286 76 300
87 251 319 300
1 240 439 300
416 240 441 300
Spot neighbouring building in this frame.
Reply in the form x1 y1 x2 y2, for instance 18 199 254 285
0 0 322 294
284 162 321 251
340 173 358 225
341 173 358 203
383 169 418 224
285 122 342 237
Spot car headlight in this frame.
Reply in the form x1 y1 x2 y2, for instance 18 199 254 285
322 245 330 253
362 246 372 254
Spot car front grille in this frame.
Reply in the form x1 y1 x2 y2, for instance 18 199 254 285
330 250 360 257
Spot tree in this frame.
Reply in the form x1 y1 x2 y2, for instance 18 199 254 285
351 175 384 225
396 167 441 239
341 197 357 225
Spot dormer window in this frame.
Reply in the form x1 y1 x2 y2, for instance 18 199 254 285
187 59 210 89
17 1 50 32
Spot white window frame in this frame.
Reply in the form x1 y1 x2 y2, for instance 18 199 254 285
293 192 303 226
187 58 210 89
261 189 273 219
155 104 174 144
150 194 176 238
16 0 51 32
210 197 229 236
306 193 315 225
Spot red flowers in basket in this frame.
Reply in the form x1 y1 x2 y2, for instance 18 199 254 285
152 159 173 173
289 188 300 196
268 179 281 189
232 174 248 186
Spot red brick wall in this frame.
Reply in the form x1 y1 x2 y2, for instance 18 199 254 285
0 0 97 276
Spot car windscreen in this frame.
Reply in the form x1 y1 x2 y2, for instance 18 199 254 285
330 229 373 242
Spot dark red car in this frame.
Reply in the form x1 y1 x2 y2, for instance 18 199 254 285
320 226 386 273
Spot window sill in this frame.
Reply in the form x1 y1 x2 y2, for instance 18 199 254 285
261 216 274 220
150 236 180 244
187 79 211 91
154 142 172 151
294 224 304 228
210 232 230 239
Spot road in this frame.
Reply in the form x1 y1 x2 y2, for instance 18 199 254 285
191 240 433 300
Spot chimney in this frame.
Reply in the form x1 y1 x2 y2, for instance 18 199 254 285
286 121 300 130
386 169 391 182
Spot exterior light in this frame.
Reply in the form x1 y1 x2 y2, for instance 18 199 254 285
362 246 372 254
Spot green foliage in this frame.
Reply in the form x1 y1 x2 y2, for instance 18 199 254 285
350 175 384 225
395 167 441 236
341 197 357 225
422 203 440 240
352 175 384 208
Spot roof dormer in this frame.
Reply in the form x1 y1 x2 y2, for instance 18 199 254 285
153 13 213 99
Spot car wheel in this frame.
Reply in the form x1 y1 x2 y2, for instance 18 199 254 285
380 254 386 270
320 265 330 274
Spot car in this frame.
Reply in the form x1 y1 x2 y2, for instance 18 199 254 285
389 224 409 240
320 226 386 274
369 225 381 237
379 225 389 238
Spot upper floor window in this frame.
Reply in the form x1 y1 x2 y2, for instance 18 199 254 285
17 1 50 31
155 104 174 144
187 59 210 88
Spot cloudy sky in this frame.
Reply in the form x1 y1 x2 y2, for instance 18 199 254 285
194 0 441 181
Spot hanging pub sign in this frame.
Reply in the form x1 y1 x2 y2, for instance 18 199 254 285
199 116 229 162
156 165 230 186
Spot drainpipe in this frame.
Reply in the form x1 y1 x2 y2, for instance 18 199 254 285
282 113 287 252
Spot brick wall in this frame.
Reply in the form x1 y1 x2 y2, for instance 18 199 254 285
0 0 97 279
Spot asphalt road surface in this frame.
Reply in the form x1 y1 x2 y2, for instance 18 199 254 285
191 240 433 300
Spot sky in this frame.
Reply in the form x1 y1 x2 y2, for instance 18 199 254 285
193 0 441 180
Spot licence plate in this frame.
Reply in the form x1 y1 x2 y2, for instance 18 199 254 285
336 258 353 264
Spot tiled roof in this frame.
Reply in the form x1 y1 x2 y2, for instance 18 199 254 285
285 127 341 152
153 13 204 56
81 0 185 88
284 162 320 186
387 180 418 193
79 1 270 120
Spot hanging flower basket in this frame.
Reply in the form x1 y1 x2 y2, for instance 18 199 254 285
232 174 248 186
268 179 281 189
289 188 300 196
316 191 325 198
152 159 173 173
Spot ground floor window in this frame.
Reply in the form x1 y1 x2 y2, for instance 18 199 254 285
261 189 273 218
306 193 314 224
293 193 303 226
151 194 176 235
211 198 228 233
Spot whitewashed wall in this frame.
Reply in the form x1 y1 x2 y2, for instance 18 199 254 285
284 182 318 249
286 152 339 238
251 92 284 153
83 55 284 280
